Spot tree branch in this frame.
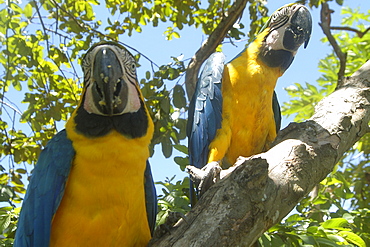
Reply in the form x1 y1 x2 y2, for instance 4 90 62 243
330 26 370 38
149 60 370 246
319 3 347 84
184 0 248 100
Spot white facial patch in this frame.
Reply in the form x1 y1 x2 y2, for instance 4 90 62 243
265 28 286 51
122 79 141 114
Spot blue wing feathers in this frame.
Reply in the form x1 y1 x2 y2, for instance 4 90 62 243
14 130 75 247
144 161 157 236
272 91 281 133
187 53 225 169
187 53 225 205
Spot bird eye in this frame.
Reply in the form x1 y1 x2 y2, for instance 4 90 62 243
131 63 136 71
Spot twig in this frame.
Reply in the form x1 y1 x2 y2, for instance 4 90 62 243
0 99 23 116
44 28 72 41
117 42 160 69
330 26 370 38
33 0 50 53
319 3 347 85
184 0 248 100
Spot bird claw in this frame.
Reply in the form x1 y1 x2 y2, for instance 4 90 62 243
187 161 222 197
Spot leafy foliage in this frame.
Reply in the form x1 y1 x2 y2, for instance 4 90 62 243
0 0 369 245
259 209 370 247
156 176 190 226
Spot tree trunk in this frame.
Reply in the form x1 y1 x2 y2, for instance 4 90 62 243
149 61 370 246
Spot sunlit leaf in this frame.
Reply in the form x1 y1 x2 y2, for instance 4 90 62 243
338 231 366 247
23 3 33 19
321 218 349 230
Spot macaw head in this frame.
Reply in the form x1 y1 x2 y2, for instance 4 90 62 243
81 42 142 116
258 3 312 71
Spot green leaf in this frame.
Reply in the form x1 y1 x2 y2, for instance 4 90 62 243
172 31 180 39
300 235 317 245
336 0 344 6
321 218 349 230
174 156 188 171
316 237 340 246
173 84 186 108
173 144 188 154
85 3 94 19
12 80 22 91
160 97 170 113
0 186 13 202
327 234 346 244
338 231 366 247
24 3 33 18
0 214 11 232
161 138 172 158
15 168 26 174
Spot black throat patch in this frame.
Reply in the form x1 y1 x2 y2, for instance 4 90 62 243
258 45 294 72
73 98 149 139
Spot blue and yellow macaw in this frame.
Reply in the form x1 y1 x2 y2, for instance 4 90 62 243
14 42 157 246
187 4 312 203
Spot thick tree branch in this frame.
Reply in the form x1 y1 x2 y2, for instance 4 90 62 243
149 61 370 246
319 3 347 84
184 0 248 100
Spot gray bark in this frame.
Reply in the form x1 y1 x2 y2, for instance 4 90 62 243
149 61 370 246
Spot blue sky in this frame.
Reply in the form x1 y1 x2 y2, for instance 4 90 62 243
2 0 369 198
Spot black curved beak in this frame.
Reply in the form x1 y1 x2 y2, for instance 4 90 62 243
92 47 128 116
283 5 312 51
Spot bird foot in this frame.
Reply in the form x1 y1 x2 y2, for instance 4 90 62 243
187 161 222 197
